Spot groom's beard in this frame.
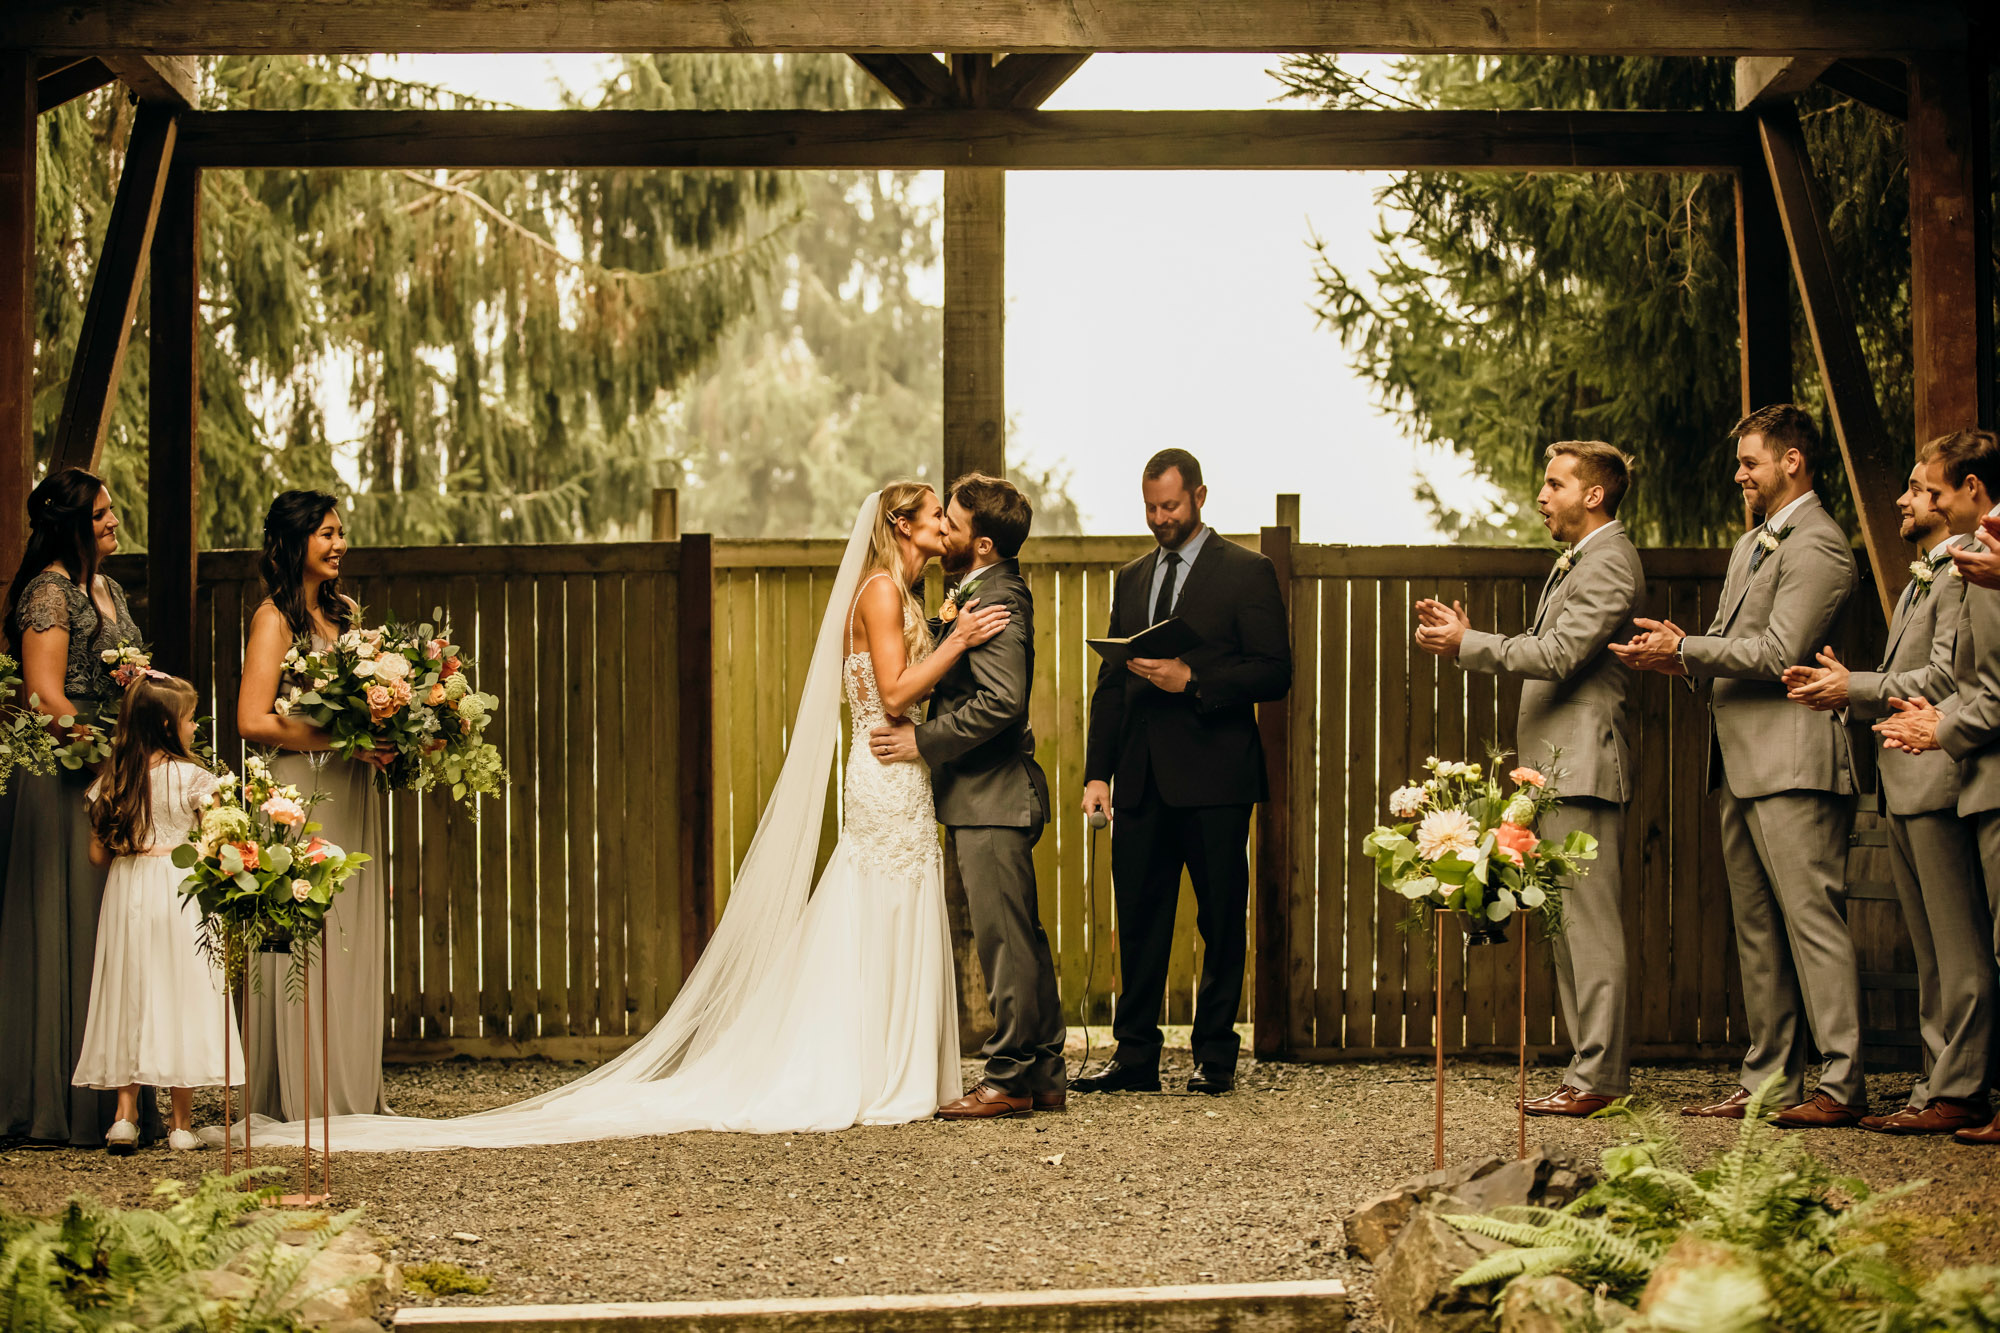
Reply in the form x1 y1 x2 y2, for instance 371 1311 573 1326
940 545 976 577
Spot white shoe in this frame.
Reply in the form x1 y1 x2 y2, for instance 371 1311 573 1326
105 1119 139 1156
168 1129 203 1152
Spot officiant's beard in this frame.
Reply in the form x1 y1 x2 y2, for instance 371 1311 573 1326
1150 507 1202 551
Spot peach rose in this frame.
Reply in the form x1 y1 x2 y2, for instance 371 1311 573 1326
229 840 260 871
1509 766 1547 788
260 794 305 827
440 656 461 680
366 682 397 721
427 683 446 706
1493 822 1538 865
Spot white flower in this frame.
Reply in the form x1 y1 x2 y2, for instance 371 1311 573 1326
1388 785 1427 819
1502 796 1536 826
338 630 363 652
1519 885 1547 909
1552 547 1577 577
244 754 268 776
291 878 311 901
1756 528 1782 553
352 658 378 679
1397 876 1441 901
356 643 378 660
373 653 412 683
1415 809 1480 861
274 697 292 717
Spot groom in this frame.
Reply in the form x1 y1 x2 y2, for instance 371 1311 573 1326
869 473 1067 1119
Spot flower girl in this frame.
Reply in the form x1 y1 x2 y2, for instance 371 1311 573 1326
72 672 243 1154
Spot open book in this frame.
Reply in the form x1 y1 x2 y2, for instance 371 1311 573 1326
1086 616 1203 666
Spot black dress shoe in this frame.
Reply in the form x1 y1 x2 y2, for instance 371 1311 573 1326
1069 1061 1161 1094
1187 1063 1235 1095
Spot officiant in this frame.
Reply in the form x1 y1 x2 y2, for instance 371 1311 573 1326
1073 449 1293 1096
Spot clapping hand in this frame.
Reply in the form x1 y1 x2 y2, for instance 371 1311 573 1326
1950 519 2000 589
1607 618 1688 675
1412 598 1469 658
946 597 1011 650
1782 647 1850 712
1874 695 1942 754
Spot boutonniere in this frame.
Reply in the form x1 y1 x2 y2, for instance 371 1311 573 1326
1909 557 1941 597
1552 546 1578 578
938 574 985 625
1755 525 1792 554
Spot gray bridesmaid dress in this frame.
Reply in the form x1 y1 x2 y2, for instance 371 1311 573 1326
0 571 164 1146
241 630 390 1121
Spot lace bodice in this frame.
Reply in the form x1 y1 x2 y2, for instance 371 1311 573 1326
842 579 942 882
9 569 141 703
90 759 218 855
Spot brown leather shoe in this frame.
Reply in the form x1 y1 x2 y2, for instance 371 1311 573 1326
1682 1088 1754 1119
1773 1092 1868 1128
1953 1113 2000 1145
1864 1098 1991 1135
1523 1085 1617 1118
1032 1088 1067 1113
936 1083 1032 1120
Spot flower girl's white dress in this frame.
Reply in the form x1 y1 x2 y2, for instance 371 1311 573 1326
72 761 245 1091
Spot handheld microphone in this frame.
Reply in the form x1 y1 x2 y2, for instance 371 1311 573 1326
1087 810 1109 829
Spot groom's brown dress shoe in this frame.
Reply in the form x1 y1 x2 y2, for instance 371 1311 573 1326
1682 1088 1754 1119
936 1083 1032 1120
1862 1098 1990 1135
1772 1092 1867 1129
1523 1085 1616 1118
1953 1113 2000 1145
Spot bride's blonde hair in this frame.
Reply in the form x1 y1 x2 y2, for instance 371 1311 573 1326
858 481 934 663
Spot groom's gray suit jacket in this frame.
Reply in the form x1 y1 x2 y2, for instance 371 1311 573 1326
915 558 1050 828
1459 522 1643 801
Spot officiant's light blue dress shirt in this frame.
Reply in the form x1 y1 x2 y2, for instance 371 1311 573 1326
1147 524 1212 617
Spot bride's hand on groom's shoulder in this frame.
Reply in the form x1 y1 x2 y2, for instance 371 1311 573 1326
947 598 1010 651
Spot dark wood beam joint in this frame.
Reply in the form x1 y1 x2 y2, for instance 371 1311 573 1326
847 52 954 109
1817 58 1910 120
37 56 115 115
1734 56 1833 109
101 55 198 108
989 54 1091 110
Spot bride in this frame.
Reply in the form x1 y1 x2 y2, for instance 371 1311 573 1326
219 484 1009 1149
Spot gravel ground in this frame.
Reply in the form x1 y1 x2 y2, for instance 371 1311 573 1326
6 1047 1999 1332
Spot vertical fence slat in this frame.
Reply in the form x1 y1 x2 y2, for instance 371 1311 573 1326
594 573 628 1034
506 573 538 1040
625 569 660 1029
564 574 596 1035
535 573 569 1037
1315 578 1348 1050
1343 578 1378 1050
1286 571 1319 1053
1373 576 1411 1051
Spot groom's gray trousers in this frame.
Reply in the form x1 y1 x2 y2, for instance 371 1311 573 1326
952 822 1067 1096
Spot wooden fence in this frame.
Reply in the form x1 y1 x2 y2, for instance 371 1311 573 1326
109 531 1914 1065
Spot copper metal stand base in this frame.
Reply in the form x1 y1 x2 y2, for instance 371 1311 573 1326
1432 909 1530 1168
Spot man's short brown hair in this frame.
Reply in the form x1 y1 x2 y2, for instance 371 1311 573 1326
947 472 1033 558
1143 448 1203 491
1545 440 1634 517
1928 428 2000 499
1730 403 1823 478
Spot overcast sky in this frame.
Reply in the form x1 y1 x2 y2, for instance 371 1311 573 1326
379 53 1497 542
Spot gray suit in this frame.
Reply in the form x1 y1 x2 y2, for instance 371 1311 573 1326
1461 521 1642 1095
1849 544 1993 1104
1680 493 1864 1106
915 558 1065 1096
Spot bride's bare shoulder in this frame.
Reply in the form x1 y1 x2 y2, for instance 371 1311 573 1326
849 572 902 635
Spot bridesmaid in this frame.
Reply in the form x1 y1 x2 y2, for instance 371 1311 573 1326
236 491 392 1120
0 468 163 1145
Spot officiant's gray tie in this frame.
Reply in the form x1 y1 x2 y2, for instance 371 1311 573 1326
1154 551 1181 623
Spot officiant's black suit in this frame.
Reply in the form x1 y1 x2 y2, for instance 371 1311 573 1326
1085 532 1292 1070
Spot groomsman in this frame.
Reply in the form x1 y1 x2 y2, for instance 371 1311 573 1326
1787 440 1994 1134
1413 441 1642 1116
1872 428 2000 1146
1074 450 1293 1096
1613 404 1866 1127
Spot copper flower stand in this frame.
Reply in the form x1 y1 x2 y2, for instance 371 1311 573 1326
1431 909 1529 1169
222 932 332 1204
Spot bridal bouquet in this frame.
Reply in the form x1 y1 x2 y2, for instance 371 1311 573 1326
0 652 61 794
278 608 504 809
1361 754 1597 943
173 752 372 989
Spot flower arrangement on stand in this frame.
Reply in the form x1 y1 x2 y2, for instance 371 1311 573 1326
173 753 372 993
277 608 504 810
1362 754 1598 945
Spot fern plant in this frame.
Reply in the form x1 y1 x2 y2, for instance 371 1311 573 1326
0 1168 367 1332
1441 1074 2000 1330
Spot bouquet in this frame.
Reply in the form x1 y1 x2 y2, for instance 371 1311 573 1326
47 642 160 771
278 608 503 809
0 652 61 795
1362 754 1598 944
174 752 371 991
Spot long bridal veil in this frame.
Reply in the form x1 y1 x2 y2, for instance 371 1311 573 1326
233 493 885 1150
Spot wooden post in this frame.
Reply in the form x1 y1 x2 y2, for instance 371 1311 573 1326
675 532 716 976
1757 107 1907 619
1275 492 1301 535
650 487 679 542
1253 523 1293 1060
1908 50 1992 437
943 168 1004 482
0 54 33 588
1734 165 1792 417
148 163 199 673
52 102 178 474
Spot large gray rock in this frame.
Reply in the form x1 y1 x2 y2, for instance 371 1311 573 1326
1374 1206 1506 1333
1345 1152 1597 1262
1500 1274 1635 1333
1345 1156 1508 1260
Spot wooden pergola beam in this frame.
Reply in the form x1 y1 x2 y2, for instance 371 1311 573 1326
848 53 955 110
988 54 1092 111
100 55 199 108
148 163 200 674
1907 49 1991 436
1734 56 1835 109
1817 59 1910 121
1757 106 1907 618
6 0 1967 56
170 109 1762 172
37 57 116 115
48 103 179 475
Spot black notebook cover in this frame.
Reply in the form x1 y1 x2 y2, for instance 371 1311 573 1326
1086 617 1203 665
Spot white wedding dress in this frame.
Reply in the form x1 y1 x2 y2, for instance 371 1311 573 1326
228 495 959 1150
